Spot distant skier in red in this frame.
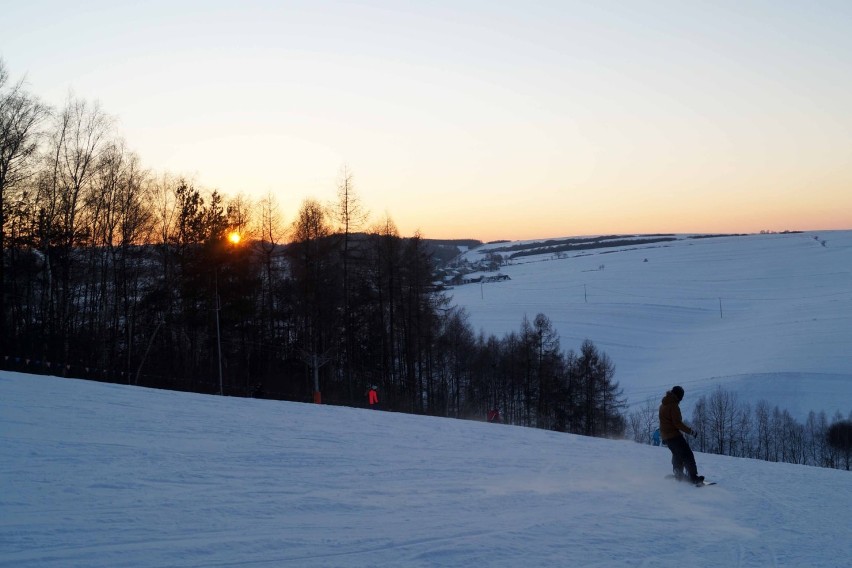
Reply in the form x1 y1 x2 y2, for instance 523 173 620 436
368 385 379 408
659 385 704 484
487 408 501 423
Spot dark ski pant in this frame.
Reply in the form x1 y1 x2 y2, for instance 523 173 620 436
666 434 698 480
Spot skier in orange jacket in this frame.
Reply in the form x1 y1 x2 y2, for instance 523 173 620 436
368 385 379 408
659 385 704 484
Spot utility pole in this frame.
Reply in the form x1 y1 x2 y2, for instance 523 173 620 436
135 321 163 386
215 269 223 395
313 353 321 403
304 349 332 404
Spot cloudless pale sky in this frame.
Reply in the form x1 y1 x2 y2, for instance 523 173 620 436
4 0 851 241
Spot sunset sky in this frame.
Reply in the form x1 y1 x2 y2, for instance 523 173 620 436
4 1 851 241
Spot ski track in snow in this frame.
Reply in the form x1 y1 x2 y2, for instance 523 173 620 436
2 372 851 567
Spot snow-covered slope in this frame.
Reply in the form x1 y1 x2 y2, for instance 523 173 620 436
450 231 852 418
1 372 850 567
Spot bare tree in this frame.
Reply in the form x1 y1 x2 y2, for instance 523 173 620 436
36 95 112 363
733 401 753 458
334 165 369 239
576 339 624 437
805 411 831 467
754 400 772 461
0 59 49 346
253 191 286 342
333 166 369 400
226 192 253 240
707 386 738 455
782 411 806 465
532 312 561 429
691 395 708 452
152 172 180 247
52 96 112 247
84 140 152 371
255 191 286 246
628 398 659 444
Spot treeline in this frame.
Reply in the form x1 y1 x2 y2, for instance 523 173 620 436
627 387 852 471
0 60 627 437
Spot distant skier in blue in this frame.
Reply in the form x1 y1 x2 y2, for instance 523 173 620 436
652 428 661 446
659 386 704 484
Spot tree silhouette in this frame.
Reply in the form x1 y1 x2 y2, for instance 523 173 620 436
827 421 852 470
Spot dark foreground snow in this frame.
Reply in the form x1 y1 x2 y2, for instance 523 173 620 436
2 372 850 567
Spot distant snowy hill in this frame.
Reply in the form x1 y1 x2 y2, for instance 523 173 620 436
1 372 850 567
449 231 852 418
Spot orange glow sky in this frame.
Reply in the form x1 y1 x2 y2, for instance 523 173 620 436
4 1 851 242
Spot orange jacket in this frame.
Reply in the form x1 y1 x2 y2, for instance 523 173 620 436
659 391 694 440
368 389 378 405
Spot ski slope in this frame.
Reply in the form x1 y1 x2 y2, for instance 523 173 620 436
450 231 852 418
1 372 850 567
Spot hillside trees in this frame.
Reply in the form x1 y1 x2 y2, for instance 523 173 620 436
443 313 626 437
1 65 634 443
360 217 442 412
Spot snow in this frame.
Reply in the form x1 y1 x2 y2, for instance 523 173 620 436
450 231 852 418
2 371 851 567
2 231 851 566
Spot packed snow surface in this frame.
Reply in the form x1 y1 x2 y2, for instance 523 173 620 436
1 372 850 567
450 231 852 418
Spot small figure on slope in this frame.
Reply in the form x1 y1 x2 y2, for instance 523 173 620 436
659 385 704 485
367 385 379 409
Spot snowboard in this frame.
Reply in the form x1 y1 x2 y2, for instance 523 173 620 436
665 474 716 487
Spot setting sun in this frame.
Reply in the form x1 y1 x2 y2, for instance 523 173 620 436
228 232 241 245
3 2 850 241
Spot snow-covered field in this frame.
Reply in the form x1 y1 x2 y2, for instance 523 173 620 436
450 231 852 418
1 371 850 567
2 231 851 566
